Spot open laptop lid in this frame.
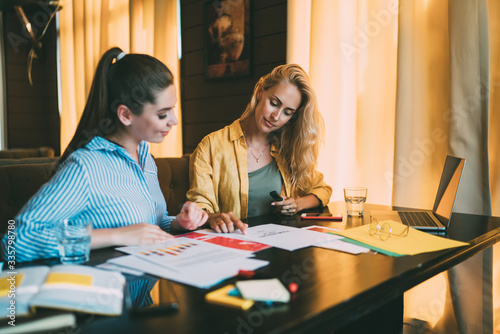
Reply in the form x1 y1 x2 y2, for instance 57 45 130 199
432 155 466 226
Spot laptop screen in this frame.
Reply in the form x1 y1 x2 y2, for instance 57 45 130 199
432 156 466 224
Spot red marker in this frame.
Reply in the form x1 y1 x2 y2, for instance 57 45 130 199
288 282 299 294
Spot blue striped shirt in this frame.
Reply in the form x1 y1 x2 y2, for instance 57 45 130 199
1 136 175 262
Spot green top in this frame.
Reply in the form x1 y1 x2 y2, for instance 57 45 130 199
247 159 282 218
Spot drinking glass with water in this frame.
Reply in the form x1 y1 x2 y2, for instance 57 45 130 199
344 187 367 216
56 219 92 264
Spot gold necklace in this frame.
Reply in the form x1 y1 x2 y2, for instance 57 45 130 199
243 130 268 163
248 146 264 163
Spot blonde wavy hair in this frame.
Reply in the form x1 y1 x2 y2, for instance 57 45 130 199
240 64 324 197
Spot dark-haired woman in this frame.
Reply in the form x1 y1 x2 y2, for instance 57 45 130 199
1 48 207 262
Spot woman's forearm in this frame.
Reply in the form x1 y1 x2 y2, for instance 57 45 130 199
295 194 321 212
90 228 117 249
90 223 173 249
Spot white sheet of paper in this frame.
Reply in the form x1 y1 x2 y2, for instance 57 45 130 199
116 237 250 273
198 224 342 251
301 225 369 254
302 225 341 232
96 262 144 276
107 255 269 289
196 228 247 239
314 240 370 254
243 224 342 251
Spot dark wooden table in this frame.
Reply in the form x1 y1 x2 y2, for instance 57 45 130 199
72 202 500 334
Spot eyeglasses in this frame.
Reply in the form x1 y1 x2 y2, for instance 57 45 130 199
368 217 409 241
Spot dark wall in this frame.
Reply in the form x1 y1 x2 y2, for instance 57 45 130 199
2 5 60 155
1 1 286 156
180 0 287 154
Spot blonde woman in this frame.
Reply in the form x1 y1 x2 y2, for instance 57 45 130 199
187 64 332 233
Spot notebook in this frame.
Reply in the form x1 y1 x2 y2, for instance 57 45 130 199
371 155 466 231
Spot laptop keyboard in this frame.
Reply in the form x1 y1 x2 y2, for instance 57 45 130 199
398 211 439 227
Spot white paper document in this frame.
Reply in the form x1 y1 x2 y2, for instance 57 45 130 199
198 224 342 251
243 224 342 251
97 262 145 276
107 255 269 289
302 225 341 233
196 228 247 239
302 225 370 254
314 239 370 254
116 237 250 272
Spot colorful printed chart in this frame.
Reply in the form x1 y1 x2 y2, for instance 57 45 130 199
139 242 198 257
117 237 250 272
179 232 270 252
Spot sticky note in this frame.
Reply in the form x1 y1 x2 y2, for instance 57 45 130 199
236 278 290 303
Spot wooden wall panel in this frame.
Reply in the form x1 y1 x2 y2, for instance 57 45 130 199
254 0 286 10
253 3 287 38
182 50 204 76
182 25 204 54
253 33 287 64
181 1 204 28
2 6 60 155
180 0 287 154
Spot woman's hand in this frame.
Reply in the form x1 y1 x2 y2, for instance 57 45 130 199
174 202 209 231
207 212 248 234
91 223 174 248
272 196 300 215
271 194 321 215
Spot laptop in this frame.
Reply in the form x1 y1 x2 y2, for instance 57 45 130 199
371 155 466 231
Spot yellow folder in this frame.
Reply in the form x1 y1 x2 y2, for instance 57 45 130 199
205 284 254 310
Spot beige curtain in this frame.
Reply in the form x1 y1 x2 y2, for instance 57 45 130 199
288 0 398 206
58 0 182 158
490 0 500 330
288 0 499 332
490 0 500 219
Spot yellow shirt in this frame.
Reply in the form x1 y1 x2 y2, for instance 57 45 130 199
187 119 332 219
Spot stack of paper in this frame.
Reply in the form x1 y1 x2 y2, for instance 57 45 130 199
108 238 268 289
197 223 343 251
196 224 368 254
106 223 384 288
302 225 370 254
179 231 271 252
331 220 469 255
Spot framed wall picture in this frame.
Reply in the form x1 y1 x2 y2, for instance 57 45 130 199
205 0 252 80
